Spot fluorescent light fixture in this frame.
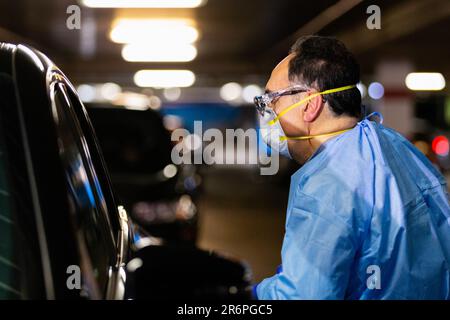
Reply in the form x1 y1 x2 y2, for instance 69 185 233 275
110 19 199 44
134 70 196 88
122 43 197 62
405 72 446 91
82 0 207 8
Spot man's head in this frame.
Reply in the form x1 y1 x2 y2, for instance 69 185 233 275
264 35 361 163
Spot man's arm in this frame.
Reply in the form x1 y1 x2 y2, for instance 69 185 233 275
256 191 358 299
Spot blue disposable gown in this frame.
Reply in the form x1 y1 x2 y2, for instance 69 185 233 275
256 117 450 299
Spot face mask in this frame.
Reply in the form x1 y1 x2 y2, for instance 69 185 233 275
259 108 292 158
258 84 357 159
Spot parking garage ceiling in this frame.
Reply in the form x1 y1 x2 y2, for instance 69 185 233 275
0 0 449 90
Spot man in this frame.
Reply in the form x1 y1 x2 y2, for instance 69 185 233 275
253 35 450 299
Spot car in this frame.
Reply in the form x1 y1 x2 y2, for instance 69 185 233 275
0 42 251 300
86 104 201 245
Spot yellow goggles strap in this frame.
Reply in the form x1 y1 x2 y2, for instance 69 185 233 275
280 127 354 141
268 84 356 126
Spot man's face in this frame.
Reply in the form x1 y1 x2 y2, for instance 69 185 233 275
265 54 308 139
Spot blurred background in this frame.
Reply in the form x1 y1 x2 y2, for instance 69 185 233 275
1 0 449 282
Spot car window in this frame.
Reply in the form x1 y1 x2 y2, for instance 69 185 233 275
65 91 120 237
0 126 21 299
51 82 116 295
87 107 179 204
0 72 45 299
87 108 173 174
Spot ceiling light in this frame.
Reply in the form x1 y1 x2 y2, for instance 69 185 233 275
122 43 197 62
405 72 446 91
82 0 207 8
163 87 182 101
220 82 242 101
100 82 122 101
149 95 162 110
134 70 196 88
163 164 178 179
114 92 150 110
368 82 384 100
77 84 97 102
242 84 262 103
110 19 199 44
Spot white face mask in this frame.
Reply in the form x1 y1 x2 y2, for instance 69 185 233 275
259 109 292 159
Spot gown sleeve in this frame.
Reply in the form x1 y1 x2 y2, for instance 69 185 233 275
256 190 359 299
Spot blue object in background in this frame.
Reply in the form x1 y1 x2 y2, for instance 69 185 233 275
161 103 242 132
161 103 273 157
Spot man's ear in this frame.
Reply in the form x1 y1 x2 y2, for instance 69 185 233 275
303 94 324 122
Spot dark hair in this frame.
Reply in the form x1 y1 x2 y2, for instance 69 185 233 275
289 35 362 118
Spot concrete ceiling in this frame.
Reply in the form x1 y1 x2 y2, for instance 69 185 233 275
0 0 449 90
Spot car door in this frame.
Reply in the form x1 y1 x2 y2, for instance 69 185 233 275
1 43 251 301
10 44 128 299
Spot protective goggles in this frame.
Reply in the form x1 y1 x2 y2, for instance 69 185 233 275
254 84 357 125
254 85 309 116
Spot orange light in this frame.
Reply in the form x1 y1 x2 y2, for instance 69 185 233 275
414 140 430 156
432 136 449 156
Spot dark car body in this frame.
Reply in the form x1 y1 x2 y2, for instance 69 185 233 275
0 43 251 300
